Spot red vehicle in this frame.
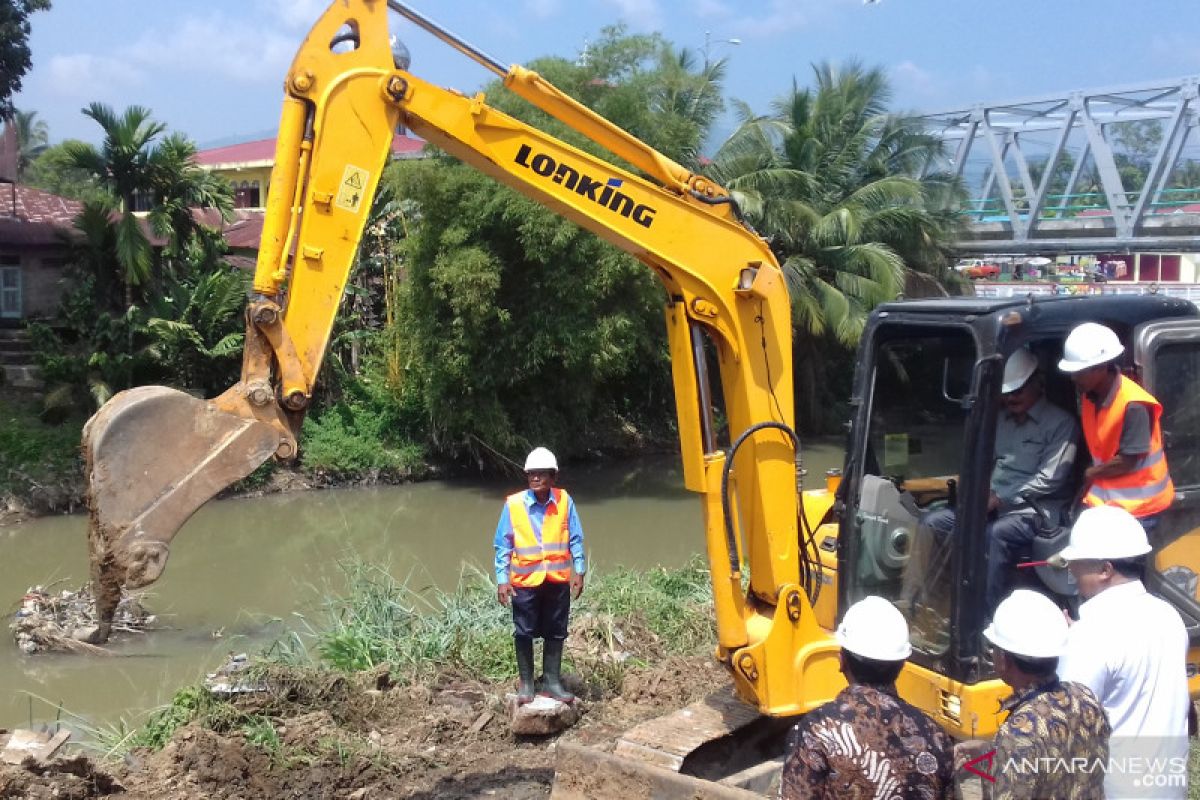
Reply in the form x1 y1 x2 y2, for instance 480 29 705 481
955 259 1000 279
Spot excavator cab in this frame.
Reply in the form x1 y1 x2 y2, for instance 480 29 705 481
836 293 1200 734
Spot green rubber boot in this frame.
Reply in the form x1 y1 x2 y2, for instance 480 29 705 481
515 636 536 705
540 637 575 704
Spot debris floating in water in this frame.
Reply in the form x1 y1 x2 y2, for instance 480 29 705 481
10 584 154 654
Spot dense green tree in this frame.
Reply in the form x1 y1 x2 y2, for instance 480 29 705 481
706 61 963 428
0 0 50 120
386 29 724 465
62 103 232 305
24 139 106 203
32 105 239 411
1166 159 1200 203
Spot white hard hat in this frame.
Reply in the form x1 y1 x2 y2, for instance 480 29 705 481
1057 505 1151 561
524 447 558 471
836 596 912 661
984 589 1068 659
1058 322 1125 373
1002 349 1038 393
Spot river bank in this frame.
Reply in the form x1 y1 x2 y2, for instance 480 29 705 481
0 559 727 799
0 386 685 529
0 653 729 799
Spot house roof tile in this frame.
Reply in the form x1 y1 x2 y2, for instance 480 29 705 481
0 184 83 245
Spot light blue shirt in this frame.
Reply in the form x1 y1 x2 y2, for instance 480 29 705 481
493 488 586 585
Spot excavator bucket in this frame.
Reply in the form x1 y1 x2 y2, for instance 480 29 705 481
83 385 282 641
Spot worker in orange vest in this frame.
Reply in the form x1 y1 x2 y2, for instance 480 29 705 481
494 447 586 704
1058 323 1174 530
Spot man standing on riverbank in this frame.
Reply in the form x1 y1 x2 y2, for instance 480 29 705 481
494 447 586 705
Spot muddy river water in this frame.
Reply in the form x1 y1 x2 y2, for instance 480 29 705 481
0 446 843 730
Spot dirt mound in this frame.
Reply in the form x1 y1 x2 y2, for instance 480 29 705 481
0 654 727 799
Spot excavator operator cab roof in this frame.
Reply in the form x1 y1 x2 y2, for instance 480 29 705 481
841 293 1200 686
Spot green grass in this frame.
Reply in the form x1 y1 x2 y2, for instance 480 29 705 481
74 557 717 760
0 393 85 506
299 403 426 479
262 556 716 683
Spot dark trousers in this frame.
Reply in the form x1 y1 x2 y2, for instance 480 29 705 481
924 508 1039 612
512 580 570 641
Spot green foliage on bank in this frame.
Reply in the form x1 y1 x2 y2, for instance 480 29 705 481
265 557 715 686
16 26 974 503
0 392 84 511
298 367 426 479
76 558 715 759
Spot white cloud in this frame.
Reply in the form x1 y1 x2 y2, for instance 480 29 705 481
256 0 330 31
695 0 732 19
891 60 937 98
1147 34 1200 73
523 0 562 19
45 54 144 101
598 0 663 32
123 15 298 85
731 0 809 38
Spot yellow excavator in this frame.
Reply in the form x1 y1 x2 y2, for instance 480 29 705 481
82 1 1200 796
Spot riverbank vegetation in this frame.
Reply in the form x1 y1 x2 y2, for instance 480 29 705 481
6 27 970 515
73 557 717 777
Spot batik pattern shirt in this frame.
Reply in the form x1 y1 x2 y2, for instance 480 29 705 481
780 683 953 800
992 678 1110 800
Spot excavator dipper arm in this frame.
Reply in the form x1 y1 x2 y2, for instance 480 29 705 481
84 0 836 722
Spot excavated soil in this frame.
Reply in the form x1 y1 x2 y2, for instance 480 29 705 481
0 655 729 799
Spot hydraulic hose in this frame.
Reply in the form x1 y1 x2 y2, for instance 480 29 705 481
720 421 800 576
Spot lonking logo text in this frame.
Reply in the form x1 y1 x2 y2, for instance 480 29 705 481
513 144 657 229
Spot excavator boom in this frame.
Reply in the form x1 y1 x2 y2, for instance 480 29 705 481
83 5 835 783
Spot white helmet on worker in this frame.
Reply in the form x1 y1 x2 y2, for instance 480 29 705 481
1057 505 1151 562
984 589 1068 658
1001 348 1038 393
1058 322 1125 373
524 447 558 472
836 596 912 661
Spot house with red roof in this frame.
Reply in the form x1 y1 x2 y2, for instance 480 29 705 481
0 132 425 327
194 133 425 210
0 183 82 323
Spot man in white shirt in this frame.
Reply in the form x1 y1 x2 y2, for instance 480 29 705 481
1057 505 1190 799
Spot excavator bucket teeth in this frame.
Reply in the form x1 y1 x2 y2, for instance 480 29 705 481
551 743 764 800
83 385 281 633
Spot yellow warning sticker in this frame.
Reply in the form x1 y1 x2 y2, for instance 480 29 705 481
335 165 370 213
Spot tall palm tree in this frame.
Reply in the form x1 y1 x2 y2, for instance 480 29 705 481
12 108 47 181
62 103 232 306
645 46 728 170
63 104 164 303
707 61 963 427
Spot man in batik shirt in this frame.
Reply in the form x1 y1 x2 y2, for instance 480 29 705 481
780 597 953 799
957 590 1109 799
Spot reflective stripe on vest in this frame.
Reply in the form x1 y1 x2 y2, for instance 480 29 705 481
507 488 572 587
1081 375 1175 517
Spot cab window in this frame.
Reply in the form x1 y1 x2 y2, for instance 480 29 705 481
851 328 976 657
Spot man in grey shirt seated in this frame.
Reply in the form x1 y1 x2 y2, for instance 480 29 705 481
925 349 1079 612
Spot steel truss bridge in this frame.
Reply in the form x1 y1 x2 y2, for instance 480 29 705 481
923 76 1200 255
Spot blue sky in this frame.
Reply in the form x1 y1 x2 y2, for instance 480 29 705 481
14 0 1200 153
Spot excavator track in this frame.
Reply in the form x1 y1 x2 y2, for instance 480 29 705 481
552 688 791 799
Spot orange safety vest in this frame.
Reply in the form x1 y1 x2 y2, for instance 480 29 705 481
1081 374 1174 517
507 488 572 587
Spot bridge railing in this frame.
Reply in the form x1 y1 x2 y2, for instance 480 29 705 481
966 187 1200 223
972 282 1200 304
